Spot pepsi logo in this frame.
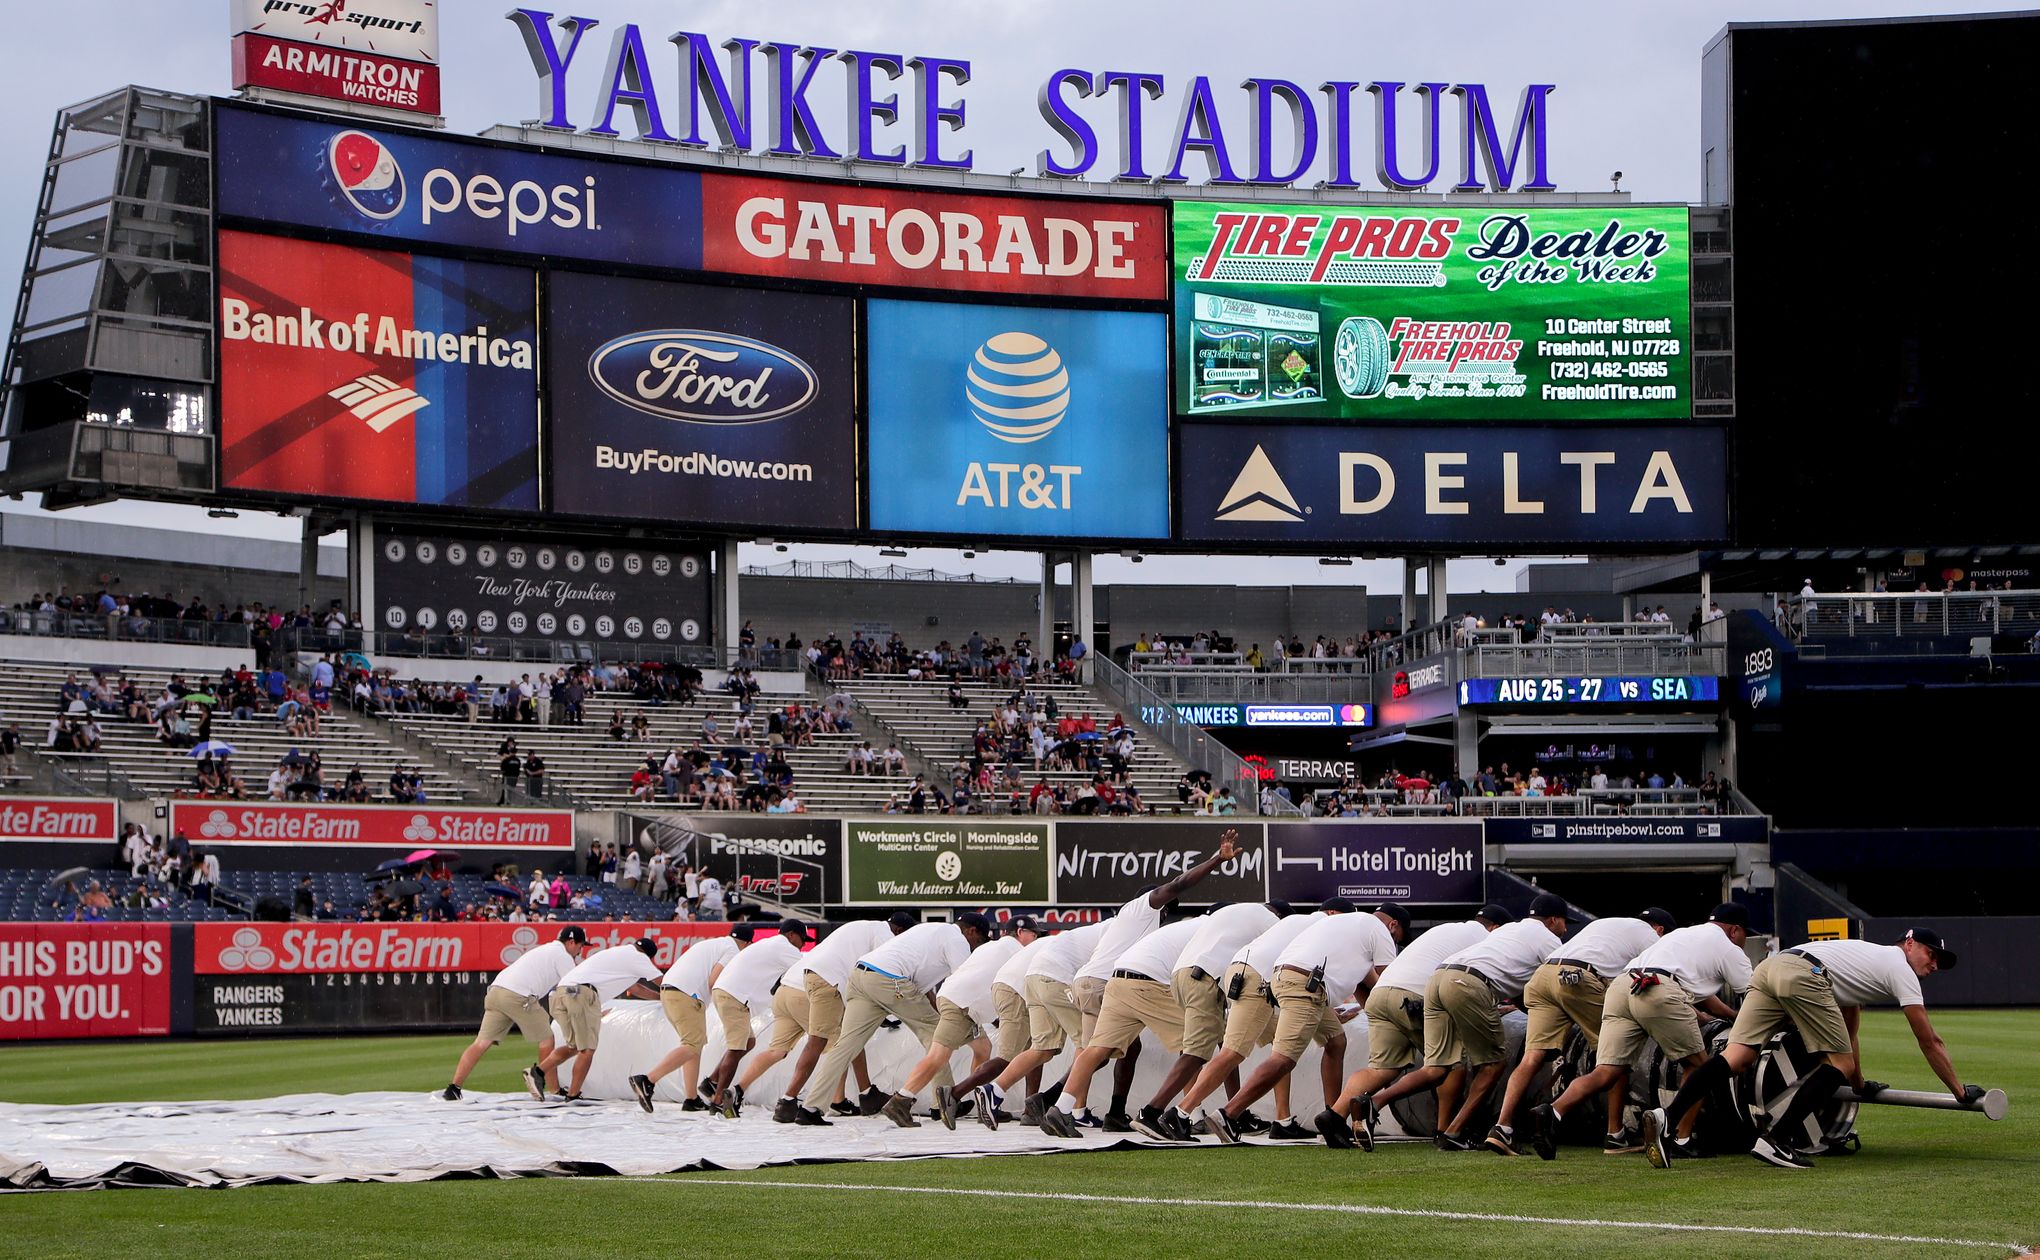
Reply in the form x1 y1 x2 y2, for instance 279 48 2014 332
967 332 1070 444
328 131 406 221
589 331 818 424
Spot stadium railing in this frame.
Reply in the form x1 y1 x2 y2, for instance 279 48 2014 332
1091 655 1262 814
1785 590 2040 640
1466 641 1725 678
1126 651 1248 671
0 609 255 649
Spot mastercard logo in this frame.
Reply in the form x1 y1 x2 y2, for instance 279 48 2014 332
327 131 406 221
1338 704 1370 726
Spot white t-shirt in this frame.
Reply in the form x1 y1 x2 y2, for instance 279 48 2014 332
938 937 1021 1022
788 919 895 988
1444 920 1563 999
1276 912 1400 1001
993 935 1050 992
559 943 661 1000
492 940 577 998
713 935 804 1008
1177 903 1279 978
1076 893 1167 982
698 877 725 912
858 922 971 993
1236 911 1326 977
1376 920 1492 993
1110 918 1206 983
1628 924 1754 999
1548 917 1663 978
1795 939 1925 1008
663 935 740 998
1026 921 1111 985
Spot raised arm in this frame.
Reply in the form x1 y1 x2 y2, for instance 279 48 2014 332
1902 1005 1965 1099
1151 830 1241 907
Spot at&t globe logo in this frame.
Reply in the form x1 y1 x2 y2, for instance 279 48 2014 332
327 131 405 221
967 333 1069 444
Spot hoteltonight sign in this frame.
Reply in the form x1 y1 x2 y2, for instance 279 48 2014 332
507 9 1556 191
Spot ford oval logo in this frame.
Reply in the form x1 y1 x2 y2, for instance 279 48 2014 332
587 331 819 424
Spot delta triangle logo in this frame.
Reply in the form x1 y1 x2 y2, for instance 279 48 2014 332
1215 445 1305 522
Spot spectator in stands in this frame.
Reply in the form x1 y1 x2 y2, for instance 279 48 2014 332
522 752 546 800
548 871 571 910
498 745 523 803
697 873 726 921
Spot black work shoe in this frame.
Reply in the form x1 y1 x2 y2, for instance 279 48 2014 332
954 1096 976 1120
719 1083 745 1120
680 1097 708 1113
1102 1110 1133 1134
523 1064 546 1101
1202 1108 1241 1145
1021 1100 1045 1128
1315 1107 1355 1149
1161 1110 1194 1142
629 1074 655 1114
1234 1111 1272 1135
1269 1119 1313 1141
1641 1107 1671 1169
1040 1106 1080 1138
1483 1124 1519 1156
1750 1135 1813 1169
828 1099 861 1117
973 1086 1001 1131
881 1093 922 1129
1132 1106 1176 1142
697 1082 719 1106
935 1085 959 1130
793 1105 833 1127
859 1085 889 1116
772 1097 797 1124
441 1083 462 1101
1603 1124 1642 1154
1530 1103 1559 1161
1435 1131 1473 1151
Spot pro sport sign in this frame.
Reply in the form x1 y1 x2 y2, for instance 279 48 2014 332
231 0 442 117
166 801 575 850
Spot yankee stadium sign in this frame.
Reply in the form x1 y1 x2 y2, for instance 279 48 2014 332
506 9 1557 191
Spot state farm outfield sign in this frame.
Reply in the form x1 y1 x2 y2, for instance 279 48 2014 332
0 798 118 843
194 921 728 976
167 802 574 849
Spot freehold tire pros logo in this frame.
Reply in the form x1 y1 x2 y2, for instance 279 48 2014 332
327 131 405 220
588 331 819 424
967 333 1070 444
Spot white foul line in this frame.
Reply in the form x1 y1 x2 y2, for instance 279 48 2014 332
623 1176 2026 1253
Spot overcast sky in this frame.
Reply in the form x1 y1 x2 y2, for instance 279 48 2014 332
1 0 2019 597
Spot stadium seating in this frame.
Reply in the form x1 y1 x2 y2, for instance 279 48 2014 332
0 866 234 922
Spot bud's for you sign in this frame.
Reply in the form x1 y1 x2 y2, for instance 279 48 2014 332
845 820 1052 904
547 273 857 530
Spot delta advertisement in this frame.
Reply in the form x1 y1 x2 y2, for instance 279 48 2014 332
217 230 540 510
547 272 857 530
215 105 701 269
0 925 175 1040
1264 821 1484 904
1174 202 1691 421
373 529 712 646
1177 424 1728 548
701 176 1168 300
1052 820 1264 905
166 801 576 850
844 820 1053 903
865 300 1170 539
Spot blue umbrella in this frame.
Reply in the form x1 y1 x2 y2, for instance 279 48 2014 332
188 740 235 758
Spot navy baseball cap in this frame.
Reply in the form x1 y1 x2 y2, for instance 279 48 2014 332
1375 902 1412 936
556 925 587 944
1476 903 1516 925
1007 915 1042 935
1265 900 1296 918
1708 902 1749 928
955 912 993 935
1319 897 1359 914
779 919 813 942
1639 907 1679 932
1528 892 1573 919
730 922 758 941
1903 927 1957 969
633 937 659 959
886 911 918 931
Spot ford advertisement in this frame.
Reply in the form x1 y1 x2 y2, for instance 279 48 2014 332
865 300 1169 540
546 273 857 530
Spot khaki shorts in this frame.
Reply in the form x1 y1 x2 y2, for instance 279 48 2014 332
932 996 980 1051
1219 964 1276 1059
1424 968 1504 1067
1024 972 1084 1053
1072 974 1108 1045
803 970 846 1041
1089 976 1187 1056
478 985 552 1045
661 988 708 1050
991 982 1030 1060
768 981 811 1053
1728 953 1849 1054
1523 962 1610 1051
713 989 755 1049
1268 968 1339 1062
1363 984 1425 1070
1597 978 1706 1066
553 984 603 1052
1172 966 1224 1060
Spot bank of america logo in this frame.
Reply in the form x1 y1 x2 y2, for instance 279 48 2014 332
1215 445 1304 522
329 375 430 432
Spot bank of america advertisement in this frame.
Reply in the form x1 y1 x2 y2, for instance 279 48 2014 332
865 301 1169 539
218 231 539 510
1177 424 1726 547
547 273 857 530
1174 202 1690 421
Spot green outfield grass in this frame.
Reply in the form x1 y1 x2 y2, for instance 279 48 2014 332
3 1010 2035 1259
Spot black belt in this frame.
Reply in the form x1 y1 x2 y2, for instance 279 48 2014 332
660 984 687 993
560 984 591 995
1548 958 1609 979
1111 968 1158 983
1630 967 1676 978
1782 948 1817 959
1440 963 1497 989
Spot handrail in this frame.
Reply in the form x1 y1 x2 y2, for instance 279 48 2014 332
1783 590 2040 640
1468 642 1725 679
1090 655 1260 815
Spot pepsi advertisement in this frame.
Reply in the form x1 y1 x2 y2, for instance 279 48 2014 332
865 301 1169 540
218 230 539 510
546 273 857 530
215 104 702 270
1176 424 1727 549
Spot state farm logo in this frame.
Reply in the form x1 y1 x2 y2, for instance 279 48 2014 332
967 333 1069 444
499 925 542 966
200 809 238 839
327 131 405 220
588 331 817 424
217 927 277 972
403 815 436 842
